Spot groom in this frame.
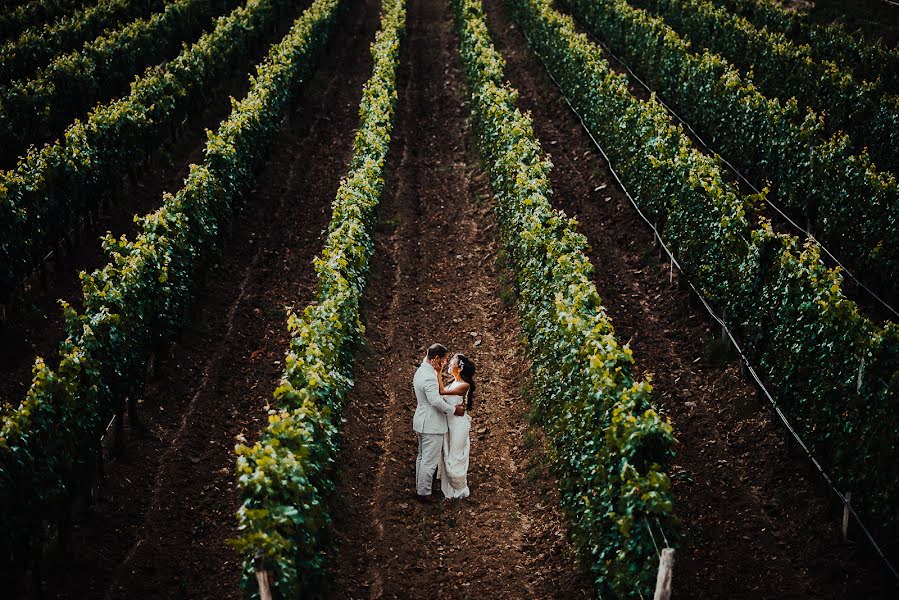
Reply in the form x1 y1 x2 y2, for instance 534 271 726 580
413 343 465 504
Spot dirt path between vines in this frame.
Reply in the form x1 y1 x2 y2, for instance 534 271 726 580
483 0 891 597
0 0 314 414
325 0 593 597
40 0 379 598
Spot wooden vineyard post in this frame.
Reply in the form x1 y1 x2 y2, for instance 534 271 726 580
113 395 126 458
669 254 674 286
254 553 274 600
720 309 728 344
842 492 852 541
653 548 675 600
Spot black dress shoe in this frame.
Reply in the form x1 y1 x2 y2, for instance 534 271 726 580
414 493 440 504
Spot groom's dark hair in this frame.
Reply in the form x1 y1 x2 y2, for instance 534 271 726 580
427 343 448 359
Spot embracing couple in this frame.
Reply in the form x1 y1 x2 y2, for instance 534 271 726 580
412 343 477 503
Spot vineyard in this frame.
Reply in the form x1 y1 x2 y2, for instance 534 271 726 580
0 0 897 597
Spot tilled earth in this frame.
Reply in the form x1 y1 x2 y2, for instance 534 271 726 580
325 0 593 596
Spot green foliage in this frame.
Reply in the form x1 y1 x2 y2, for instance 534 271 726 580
709 0 899 94
511 0 899 563
0 0 341 580
453 0 677 596
561 0 899 306
0 0 240 160
0 0 167 84
0 0 87 42
232 0 405 595
0 0 293 303
631 0 899 173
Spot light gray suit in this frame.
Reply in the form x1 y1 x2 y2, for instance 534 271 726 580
413 359 458 495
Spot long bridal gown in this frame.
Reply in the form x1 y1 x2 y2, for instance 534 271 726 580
438 393 471 499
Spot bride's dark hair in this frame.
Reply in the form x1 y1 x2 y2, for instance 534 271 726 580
455 354 476 411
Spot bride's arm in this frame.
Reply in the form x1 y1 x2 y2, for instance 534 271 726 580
437 367 471 397
440 380 470 397
436 368 448 395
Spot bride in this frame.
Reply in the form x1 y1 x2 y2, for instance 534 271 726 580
436 353 476 499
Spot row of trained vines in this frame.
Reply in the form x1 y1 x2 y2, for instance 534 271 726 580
0 0 242 162
511 0 899 561
630 0 899 173
0 0 297 304
558 0 899 304
0 0 341 581
231 0 406 593
0 0 167 84
0 0 87 41
709 0 899 94
453 0 677 596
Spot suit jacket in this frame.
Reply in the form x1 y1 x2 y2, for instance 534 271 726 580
412 359 457 434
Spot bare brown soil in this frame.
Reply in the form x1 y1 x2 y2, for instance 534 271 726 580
38 0 380 597
482 0 893 597
0 1 313 415
325 0 594 597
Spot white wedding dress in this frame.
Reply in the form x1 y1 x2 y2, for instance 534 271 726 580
438 393 470 498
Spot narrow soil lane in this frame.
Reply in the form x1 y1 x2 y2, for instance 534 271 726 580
482 0 889 597
326 0 593 597
41 1 379 598
0 0 315 413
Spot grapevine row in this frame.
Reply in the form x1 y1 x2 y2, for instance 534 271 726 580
710 0 899 93
454 0 677 595
0 0 87 41
631 0 899 173
511 0 899 560
0 0 340 581
0 0 295 304
0 0 167 84
559 0 899 303
0 0 242 164
232 0 404 594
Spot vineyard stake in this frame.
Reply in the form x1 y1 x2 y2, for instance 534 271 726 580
127 394 141 433
856 359 865 394
113 403 125 457
842 491 851 541
254 553 274 600
653 548 674 600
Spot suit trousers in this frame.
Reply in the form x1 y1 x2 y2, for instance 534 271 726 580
416 432 444 496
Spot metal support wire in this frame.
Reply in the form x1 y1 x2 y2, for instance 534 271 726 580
655 517 671 549
517 23 899 583
645 517 662 558
564 7 899 321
